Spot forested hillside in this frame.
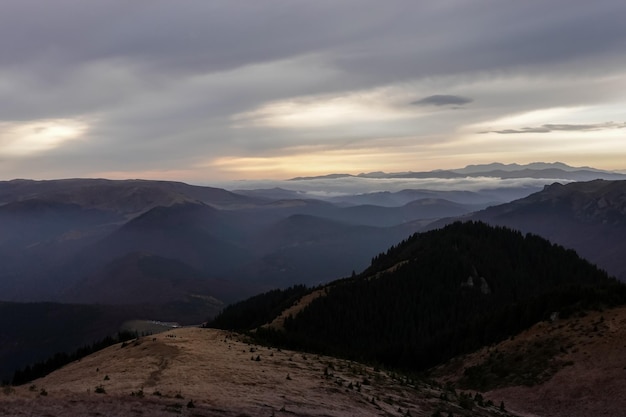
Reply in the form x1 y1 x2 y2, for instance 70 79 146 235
209 221 626 372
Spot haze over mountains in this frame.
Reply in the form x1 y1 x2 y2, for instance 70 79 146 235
2 162 626 308
2 161 626 410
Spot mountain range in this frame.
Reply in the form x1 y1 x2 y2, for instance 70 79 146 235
0 176 493 307
4 221 622 416
290 162 626 181
2 162 626 390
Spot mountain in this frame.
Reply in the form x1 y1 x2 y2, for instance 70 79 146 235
0 200 124 300
433 305 626 417
289 162 626 182
452 161 605 174
460 168 626 181
0 178 261 216
1 180 442 306
0 178 264 300
83 202 252 273
239 196 483 227
236 214 424 288
326 188 524 207
455 179 626 281
210 221 626 372
232 186 308 200
326 198 484 226
63 253 227 307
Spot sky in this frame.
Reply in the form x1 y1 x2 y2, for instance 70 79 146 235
1 0 625 183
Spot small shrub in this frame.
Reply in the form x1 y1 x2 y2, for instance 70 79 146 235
187 400 195 408
39 388 48 396
458 392 473 410
95 385 106 394
103 375 110 381
165 403 183 414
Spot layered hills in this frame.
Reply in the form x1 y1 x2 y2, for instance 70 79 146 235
1 178 459 305
0 177 470 379
2 163 626 398
5 221 626 416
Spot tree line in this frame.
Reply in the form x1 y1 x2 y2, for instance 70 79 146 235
10 331 137 385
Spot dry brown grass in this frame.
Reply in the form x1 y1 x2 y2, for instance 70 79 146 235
434 305 626 417
263 288 327 330
1 327 514 417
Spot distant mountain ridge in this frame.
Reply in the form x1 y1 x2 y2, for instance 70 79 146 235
289 162 626 181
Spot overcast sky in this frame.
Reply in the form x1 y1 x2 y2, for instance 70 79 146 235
1 0 625 183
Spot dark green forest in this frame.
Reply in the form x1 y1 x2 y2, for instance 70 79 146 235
209 221 626 372
11 331 136 385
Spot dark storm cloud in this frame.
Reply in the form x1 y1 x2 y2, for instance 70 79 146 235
4 0 625 87
412 95 473 107
484 122 626 134
0 0 384 75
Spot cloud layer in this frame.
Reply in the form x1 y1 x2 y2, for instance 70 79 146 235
1 0 625 182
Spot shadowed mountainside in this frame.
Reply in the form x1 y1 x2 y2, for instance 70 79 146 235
443 179 626 281
433 305 626 417
210 221 626 373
